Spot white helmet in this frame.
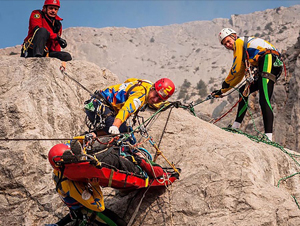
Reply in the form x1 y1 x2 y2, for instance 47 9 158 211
218 28 237 44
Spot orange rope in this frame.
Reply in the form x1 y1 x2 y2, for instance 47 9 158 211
213 97 242 124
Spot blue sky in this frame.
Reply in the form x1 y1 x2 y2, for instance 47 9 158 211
1 0 299 49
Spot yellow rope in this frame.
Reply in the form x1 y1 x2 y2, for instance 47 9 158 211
22 28 40 54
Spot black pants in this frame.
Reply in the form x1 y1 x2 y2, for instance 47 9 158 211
235 54 282 133
21 27 72 62
56 207 127 226
95 146 141 174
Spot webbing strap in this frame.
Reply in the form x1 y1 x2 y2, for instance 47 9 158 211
125 80 149 100
55 165 66 192
123 173 129 188
261 72 277 83
242 36 249 64
22 28 40 54
108 169 114 187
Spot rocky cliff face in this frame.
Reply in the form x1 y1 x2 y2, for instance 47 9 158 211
0 56 300 226
274 33 300 151
1 5 300 149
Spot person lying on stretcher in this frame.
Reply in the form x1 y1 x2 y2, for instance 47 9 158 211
53 137 165 179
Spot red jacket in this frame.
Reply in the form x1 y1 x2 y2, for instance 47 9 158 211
24 9 63 52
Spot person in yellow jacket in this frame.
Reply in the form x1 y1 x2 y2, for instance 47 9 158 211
48 143 126 226
211 28 283 141
84 78 175 135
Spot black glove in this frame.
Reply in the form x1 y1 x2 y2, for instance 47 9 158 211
211 89 223 98
57 36 67 48
172 101 182 108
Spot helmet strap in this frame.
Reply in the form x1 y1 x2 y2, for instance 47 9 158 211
230 34 237 41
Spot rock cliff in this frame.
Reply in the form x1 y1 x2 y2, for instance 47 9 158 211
0 56 300 225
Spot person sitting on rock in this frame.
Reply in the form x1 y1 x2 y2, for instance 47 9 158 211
21 0 72 62
84 78 175 136
211 28 283 141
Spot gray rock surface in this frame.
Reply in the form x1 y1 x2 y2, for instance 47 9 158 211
0 56 300 226
1 5 300 225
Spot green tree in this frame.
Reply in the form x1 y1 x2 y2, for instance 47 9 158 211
177 79 191 99
196 79 207 98
182 79 191 89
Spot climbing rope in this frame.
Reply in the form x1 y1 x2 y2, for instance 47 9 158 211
224 127 300 208
59 63 94 95
175 75 300 209
127 181 154 226
212 96 242 124
158 107 173 148
217 85 300 208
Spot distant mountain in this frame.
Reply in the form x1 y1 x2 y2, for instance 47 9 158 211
61 5 300 87
3 5 300 87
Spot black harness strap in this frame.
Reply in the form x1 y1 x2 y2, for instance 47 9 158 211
55 164 66 192
125 80 150 100
125 80 152 125
92 91 115 112
123 173 129 188
242 36 249 64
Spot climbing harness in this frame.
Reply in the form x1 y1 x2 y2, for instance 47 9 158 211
22 27 49 58
219 85 300 209
22 10 51 58
84 92 115 132
22 28 39 57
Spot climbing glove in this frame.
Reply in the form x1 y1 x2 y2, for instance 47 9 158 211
211 89 223 98
57 36 67 48
108 125 120 135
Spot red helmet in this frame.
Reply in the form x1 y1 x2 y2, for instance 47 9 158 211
44 0 60 7
48 143 69 169
154 78 175 100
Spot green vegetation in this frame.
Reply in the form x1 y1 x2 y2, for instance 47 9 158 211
265 22 273 32
177 79 191 99
177 78 208 100
196 79 207 98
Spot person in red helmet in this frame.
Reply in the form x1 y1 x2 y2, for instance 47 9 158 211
47 144 127 226
21 0 72 61
84 78 175 136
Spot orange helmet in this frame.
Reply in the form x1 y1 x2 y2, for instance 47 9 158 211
48 143 69 169
44 0 60 7
154 78 175 101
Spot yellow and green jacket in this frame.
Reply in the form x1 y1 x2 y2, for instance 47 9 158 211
100 78 153 124
221 36 280 93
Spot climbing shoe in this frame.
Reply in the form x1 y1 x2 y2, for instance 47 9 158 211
70 140 86 161
62 150 78 163
70 140 83 155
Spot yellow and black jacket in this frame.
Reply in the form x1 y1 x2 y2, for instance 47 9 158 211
52 169 105 212
221 36 280 93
